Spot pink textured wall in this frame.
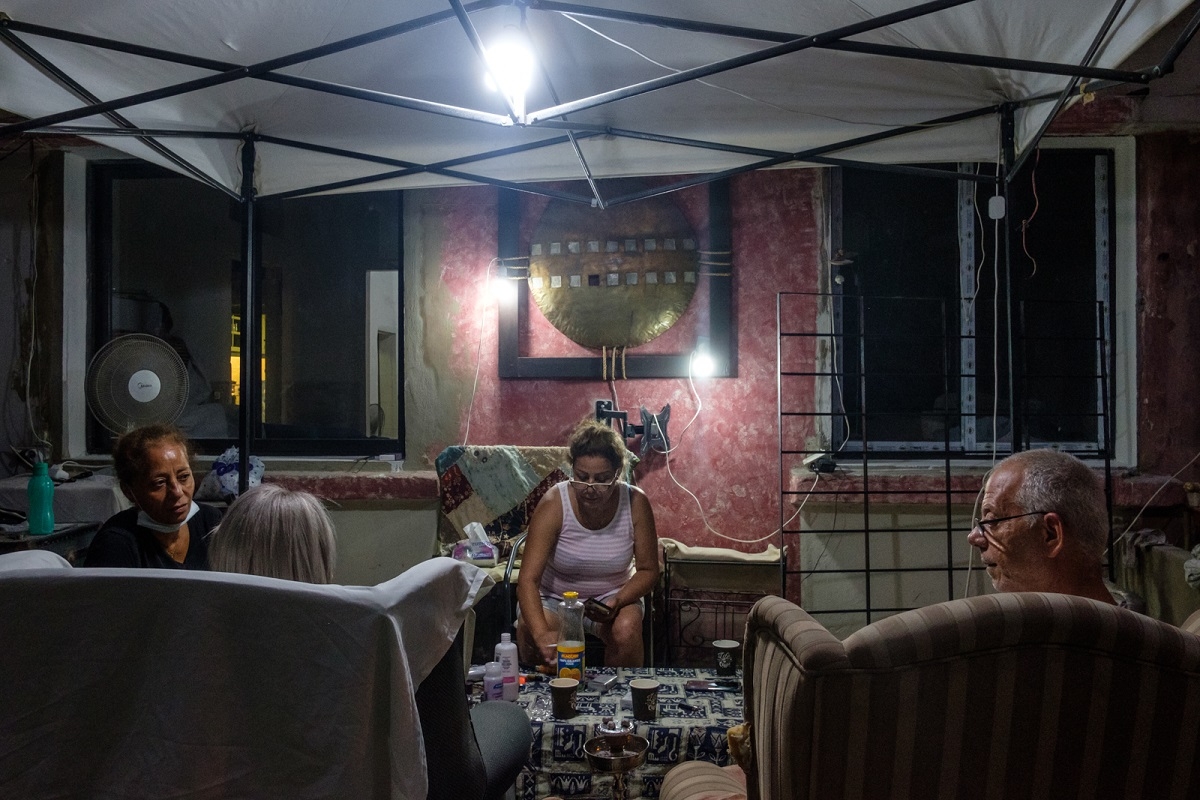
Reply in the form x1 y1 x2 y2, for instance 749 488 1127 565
411 131 1200 552
414 170 823 552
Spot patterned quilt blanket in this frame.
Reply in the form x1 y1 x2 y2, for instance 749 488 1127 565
436 445 571 554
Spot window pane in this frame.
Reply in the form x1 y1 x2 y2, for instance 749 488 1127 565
91 164 403 455
1007 150 1109 447
103 171 241 442
839 166 960 450
257 193 401 442
837 149 1113 457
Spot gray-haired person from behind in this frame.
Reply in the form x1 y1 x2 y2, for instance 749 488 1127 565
209 483 337 584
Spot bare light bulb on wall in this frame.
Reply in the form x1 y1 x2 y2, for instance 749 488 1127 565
491 270 519 303
691 348 715 378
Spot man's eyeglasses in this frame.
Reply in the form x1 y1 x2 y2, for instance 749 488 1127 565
569 475 619 493
971 510 1051 535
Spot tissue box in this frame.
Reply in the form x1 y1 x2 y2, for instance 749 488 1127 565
451 539 498 567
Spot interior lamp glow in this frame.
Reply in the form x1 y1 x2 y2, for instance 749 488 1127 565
484 30 535 119
690 348 715 378
490 264 520 303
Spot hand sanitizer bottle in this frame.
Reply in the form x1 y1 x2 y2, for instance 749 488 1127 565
483 661 504 701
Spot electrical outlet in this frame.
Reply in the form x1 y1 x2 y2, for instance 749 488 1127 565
809 456 837 474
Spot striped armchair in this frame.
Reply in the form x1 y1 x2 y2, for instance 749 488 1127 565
662 593 1200 800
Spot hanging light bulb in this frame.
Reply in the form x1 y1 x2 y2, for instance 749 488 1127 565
483 26 535 119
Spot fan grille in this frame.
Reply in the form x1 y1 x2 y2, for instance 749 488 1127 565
86 334 190 434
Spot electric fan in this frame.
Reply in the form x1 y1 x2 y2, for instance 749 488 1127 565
85 334 190 434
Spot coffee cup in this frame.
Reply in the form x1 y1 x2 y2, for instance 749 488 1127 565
630 678 659 721
713 639 740 677
550 677 579 719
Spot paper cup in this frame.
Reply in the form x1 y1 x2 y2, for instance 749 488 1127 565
630 678 660 721
713 639 740 676
550 677 579 719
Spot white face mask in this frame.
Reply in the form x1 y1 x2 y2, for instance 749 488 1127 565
137 501 200 534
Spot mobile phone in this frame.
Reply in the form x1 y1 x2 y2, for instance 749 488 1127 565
584 597 614 620
685 679 738 691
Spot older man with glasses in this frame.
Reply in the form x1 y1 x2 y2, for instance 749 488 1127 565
967 448 1115 604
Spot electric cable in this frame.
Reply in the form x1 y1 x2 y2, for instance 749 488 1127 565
799 478 841 588
558 13 967 131
462 257 499 447
1021 147 1041 278
649 354 822 545
961 468 994 599
1109 450 1200 553
24 156 51 455
821 299 850 452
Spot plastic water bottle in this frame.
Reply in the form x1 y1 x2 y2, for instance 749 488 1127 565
495 632 519 701
483 661 504 701
26 462 55 536
556 591 586 680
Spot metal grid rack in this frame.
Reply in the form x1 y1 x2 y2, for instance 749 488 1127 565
777 290 1114 638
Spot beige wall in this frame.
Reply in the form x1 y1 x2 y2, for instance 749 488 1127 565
328 503 438 586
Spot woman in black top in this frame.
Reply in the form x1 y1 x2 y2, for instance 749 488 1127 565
84 424 221 569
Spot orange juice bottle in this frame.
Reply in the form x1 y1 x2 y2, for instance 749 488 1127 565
556 591 586 680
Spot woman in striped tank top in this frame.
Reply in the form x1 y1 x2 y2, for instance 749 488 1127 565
517 418 660 668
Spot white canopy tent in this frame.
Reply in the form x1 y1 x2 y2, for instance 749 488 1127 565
1 0 1197 203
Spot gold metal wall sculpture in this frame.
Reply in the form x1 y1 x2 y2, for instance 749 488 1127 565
528 194 699 349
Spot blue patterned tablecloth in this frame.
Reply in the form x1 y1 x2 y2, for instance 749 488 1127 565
513 667 741 800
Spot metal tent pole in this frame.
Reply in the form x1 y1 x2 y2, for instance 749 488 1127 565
237 137 258 495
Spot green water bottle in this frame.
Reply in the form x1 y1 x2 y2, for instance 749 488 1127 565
27 462 55 536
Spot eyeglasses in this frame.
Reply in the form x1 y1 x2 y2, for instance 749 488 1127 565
971 510 1051 535
569 474 619 493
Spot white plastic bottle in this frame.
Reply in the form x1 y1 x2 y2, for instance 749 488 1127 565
495 632 519 701
483 660 504 701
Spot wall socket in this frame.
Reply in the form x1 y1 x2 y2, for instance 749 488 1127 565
803 452 837 473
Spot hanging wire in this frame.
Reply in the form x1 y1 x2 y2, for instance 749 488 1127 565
649 352 822 545
462 257 500 447
1020 147 1041 278
1109 450 1200 554
24 150 52 455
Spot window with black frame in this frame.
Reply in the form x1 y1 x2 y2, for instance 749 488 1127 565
831 147 1115 458
88 162 404 457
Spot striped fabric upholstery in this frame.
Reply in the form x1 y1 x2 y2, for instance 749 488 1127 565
663 593 1200 800
659 762 747 800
